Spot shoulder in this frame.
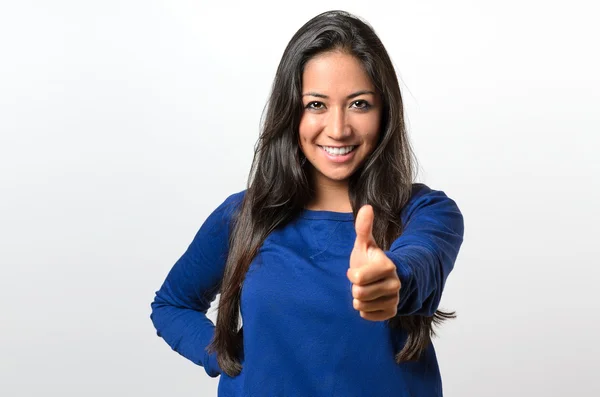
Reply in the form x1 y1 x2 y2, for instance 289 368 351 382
208 190 246 228
198 190 247 237
219 189 246 216
407 183 460 204
408 183 437 200
401 183 463 226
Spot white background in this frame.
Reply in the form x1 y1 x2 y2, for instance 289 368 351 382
1 1 598 396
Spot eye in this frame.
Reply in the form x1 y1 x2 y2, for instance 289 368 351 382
351 100 371 110
305 101 325 110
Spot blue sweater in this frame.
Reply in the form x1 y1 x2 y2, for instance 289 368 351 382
150 183 464 396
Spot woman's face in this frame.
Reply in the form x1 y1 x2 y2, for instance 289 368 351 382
299 51 381 186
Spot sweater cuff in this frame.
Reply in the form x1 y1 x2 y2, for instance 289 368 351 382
203 350 221 378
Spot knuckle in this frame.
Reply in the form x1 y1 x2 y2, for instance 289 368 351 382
351 270 363 284
390 279 401 291
385 263 397 274
353 286 364 299
354 300 363 311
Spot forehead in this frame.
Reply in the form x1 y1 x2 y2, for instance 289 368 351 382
302 51 375 94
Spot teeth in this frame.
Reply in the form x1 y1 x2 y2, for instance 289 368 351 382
322 146 355 155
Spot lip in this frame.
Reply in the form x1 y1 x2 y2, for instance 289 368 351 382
318 145 357 163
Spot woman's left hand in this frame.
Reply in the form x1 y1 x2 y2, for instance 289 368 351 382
347 205 401 321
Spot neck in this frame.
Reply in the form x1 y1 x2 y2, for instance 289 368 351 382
305 173 352 213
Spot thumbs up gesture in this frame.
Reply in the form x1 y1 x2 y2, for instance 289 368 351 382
347 205 401 321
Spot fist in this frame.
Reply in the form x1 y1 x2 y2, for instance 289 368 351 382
347 205 401 321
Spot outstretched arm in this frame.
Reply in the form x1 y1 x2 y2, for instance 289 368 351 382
385 184 465 316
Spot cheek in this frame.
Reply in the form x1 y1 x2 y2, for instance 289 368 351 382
358 117 381 148
298 116 320 145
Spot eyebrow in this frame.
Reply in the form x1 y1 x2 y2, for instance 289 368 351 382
302 90 376 99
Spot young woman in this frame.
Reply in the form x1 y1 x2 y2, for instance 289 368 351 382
151 10 464 397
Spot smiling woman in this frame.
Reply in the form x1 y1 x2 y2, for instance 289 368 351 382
150 9 464 397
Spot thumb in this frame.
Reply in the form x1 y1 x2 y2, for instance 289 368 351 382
354 204 376 255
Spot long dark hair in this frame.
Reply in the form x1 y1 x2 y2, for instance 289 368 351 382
207 10 454 377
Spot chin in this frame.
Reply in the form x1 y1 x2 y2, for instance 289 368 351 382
313 166 355 183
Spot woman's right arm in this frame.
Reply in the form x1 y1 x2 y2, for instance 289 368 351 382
150 191 244 377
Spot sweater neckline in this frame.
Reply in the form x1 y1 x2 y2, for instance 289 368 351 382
300 209 354 222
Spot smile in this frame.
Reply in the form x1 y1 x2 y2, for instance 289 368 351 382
318 145 357 156
317 145 358 163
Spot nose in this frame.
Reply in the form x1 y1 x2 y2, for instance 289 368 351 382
326 107 351 139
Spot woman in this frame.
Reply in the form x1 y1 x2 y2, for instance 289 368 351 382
151 10 464 396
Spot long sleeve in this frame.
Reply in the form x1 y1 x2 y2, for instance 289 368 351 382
385 184 465 316
150 191 244 377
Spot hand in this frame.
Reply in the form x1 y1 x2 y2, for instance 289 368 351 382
347 205 401 321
